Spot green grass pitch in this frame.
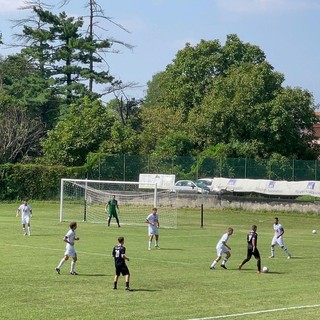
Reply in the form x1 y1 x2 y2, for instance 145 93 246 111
1 201 320 320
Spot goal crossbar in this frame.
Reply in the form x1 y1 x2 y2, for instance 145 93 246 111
59 178 177 228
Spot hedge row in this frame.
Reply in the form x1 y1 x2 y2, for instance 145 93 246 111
0 164 87 200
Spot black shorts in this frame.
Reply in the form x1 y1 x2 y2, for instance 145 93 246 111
247 247 261 260
115 265 130 276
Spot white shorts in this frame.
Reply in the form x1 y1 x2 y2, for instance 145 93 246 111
65 246 77 258
21 216 30 225
272 236 284 247
148 226 159 236
216 245 229 257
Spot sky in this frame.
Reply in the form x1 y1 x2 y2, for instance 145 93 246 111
0 0 319 105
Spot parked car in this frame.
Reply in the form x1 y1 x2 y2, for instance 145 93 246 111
196 178 214 189
196 178 230 195
171 180 209 194
194 180 211 193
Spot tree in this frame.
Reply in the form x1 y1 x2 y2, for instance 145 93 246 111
152 131 195 158
142 35 318 160
217 33 266 74
0 53 59 129
143 34 268 115
13 2 118 105
12 1 55 76
98 121 141 155
188 62 318 159
137 106 186 154
59 0 133 93
106 91 143 126
30 8 98 104
40 98 117 166
266 87 318 158
144 40 221 115
0 93 44 163
140 35 272 155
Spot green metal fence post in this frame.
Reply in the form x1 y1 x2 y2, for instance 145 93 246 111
245 158 247 179
99 154 101 180
197 155 199 180
292 159 295 181
123 155 126 181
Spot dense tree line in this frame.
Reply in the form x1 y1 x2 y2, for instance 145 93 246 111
0 1 319 167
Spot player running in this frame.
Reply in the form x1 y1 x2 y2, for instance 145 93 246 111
238 225 262 274
210 227 233 270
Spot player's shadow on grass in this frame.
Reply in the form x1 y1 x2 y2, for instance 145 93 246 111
78 274 111 277
266 271 283 275
28 234 55 237
156 248 183 251
237 269 283 275
128 289 159 292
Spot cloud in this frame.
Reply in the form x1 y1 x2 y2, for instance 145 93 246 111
0 0 25 13
216 0 320 14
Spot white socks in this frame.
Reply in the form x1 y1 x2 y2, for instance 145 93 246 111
71 261 75 273
57 258 65 269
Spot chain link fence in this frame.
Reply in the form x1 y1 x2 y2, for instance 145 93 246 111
86 154 320 182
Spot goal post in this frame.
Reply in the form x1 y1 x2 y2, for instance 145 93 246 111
60 178 177 228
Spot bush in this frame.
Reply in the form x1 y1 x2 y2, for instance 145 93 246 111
0 164 86 200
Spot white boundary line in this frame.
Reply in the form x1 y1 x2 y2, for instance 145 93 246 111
5 244 320 318
186 304 320 320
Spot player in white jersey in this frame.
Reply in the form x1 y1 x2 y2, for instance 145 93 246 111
55 222 80 275
210 227 233 270
16 199 32 236
145 208 160 250
269 217 291 259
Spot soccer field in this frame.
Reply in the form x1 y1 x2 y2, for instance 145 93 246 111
1 202 320 320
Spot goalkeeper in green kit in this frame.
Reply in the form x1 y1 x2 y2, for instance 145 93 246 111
105 195 121 227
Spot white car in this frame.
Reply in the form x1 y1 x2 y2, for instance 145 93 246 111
196 178 229 194
171 180 209 194
196 178 214 189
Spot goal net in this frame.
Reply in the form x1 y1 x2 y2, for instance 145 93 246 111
60 178 178 228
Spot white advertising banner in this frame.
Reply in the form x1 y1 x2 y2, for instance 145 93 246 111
139 174 176 189
212 177 320 197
